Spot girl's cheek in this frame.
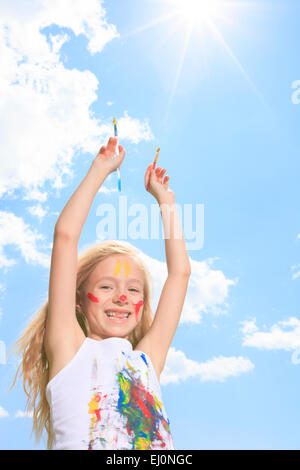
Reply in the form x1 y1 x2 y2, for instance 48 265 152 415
133 300 144 323
87 292 99 303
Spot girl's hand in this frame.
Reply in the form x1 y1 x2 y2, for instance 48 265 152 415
145 164 175 205
92 137 126 176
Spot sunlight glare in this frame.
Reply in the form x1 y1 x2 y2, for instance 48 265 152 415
165 0 221 27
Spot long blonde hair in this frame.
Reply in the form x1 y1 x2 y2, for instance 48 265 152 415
9 240 154 449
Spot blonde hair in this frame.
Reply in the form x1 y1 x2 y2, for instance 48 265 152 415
9 240 154 449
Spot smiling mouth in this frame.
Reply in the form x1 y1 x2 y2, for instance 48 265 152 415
105 311 131 321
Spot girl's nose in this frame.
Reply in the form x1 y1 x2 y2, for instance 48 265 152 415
113 291 128 303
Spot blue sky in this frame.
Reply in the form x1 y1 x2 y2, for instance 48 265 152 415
1 0 300 450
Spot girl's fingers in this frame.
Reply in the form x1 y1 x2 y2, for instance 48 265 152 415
107 137 118 154
118 145 126 157
145 163 168 190
163 175 169 186
158 168 167 182
145 165 154 188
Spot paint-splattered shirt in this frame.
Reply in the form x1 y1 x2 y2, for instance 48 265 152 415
46 337 174 450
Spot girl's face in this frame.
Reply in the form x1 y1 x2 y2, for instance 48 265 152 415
83 255 145 341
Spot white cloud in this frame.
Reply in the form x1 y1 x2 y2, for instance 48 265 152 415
161 347 254 385
0 0 154 200
0 211 50 270
23 188 48 203
240 317 300 363
0 406 9 418
137 249 237 323
240 319 259 335
14 410 33 418
116 111 154 144
291 264 300 280
0 0 119 56
26 203 48 221
98 186 118 195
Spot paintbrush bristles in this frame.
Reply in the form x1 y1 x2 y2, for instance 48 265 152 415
113 118 118 137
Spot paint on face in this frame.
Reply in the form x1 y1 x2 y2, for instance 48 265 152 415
87 292 99 303
133 300 144 323
113 260 122 276
120 294 127 302
113 260 131 277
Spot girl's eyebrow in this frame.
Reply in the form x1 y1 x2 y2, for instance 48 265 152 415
98 276 143 286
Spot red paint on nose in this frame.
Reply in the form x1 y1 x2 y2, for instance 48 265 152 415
120 295 127 302
133 300 144 323
87 292 99 303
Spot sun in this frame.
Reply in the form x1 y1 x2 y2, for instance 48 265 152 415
123 0 263 123
164 0 221 28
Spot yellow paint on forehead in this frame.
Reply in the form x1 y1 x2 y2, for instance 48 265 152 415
113 260 131 277
113 260 122 276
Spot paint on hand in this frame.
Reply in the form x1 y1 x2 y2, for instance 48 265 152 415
113 260 122 276
133 300 144 323
87 292 99 303
120 295 127 302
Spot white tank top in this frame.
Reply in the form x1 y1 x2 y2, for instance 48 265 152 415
46 337 175 450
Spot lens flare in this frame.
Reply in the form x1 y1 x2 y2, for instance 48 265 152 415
165 0 221 26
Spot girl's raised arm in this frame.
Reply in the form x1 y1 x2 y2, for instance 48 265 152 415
135 165 191 379
44 138 125 376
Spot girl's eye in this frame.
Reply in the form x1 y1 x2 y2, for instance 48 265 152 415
100 286 139 292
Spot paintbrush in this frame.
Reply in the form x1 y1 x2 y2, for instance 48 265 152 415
147 147 160 191
113 118 121 192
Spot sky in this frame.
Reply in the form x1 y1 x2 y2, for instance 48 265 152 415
0 0 300 450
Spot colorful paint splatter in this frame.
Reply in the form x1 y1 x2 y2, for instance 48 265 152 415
86 353 173 450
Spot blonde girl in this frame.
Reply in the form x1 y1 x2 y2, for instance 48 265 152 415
11 136 191 450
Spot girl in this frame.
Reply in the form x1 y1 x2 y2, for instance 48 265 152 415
10 136 191 450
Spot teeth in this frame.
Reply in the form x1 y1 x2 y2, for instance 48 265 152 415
106 311 129 319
